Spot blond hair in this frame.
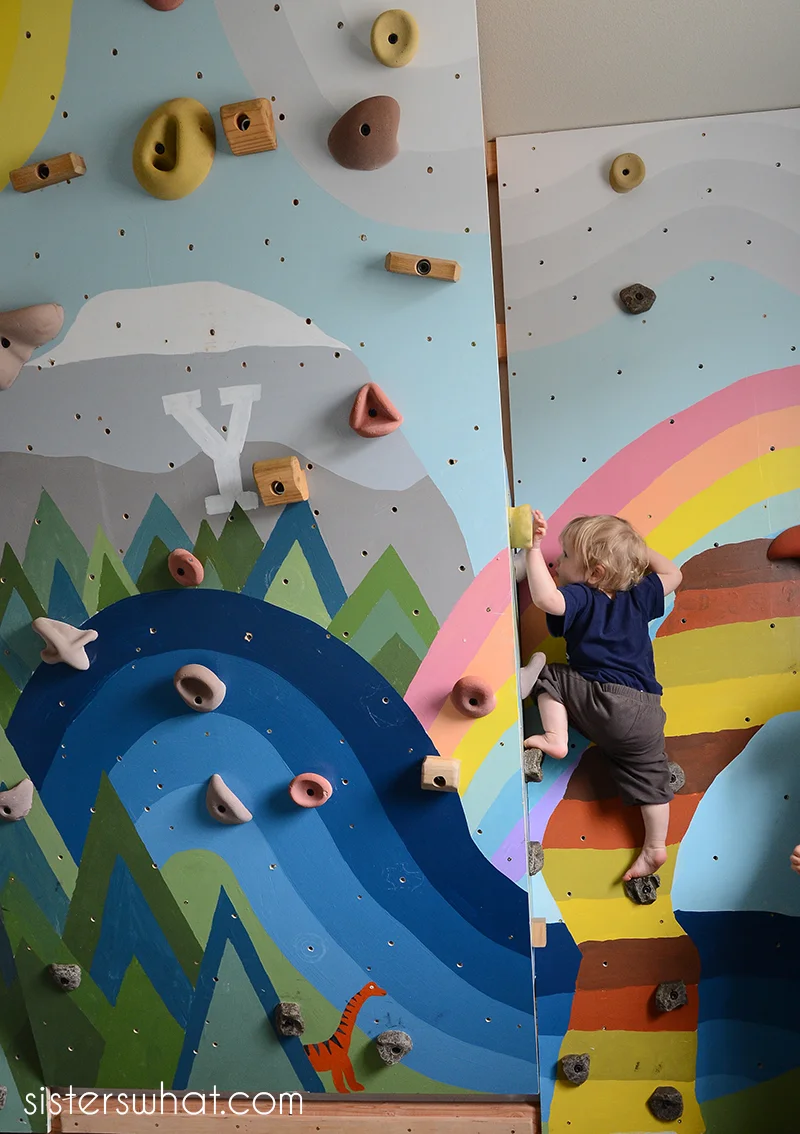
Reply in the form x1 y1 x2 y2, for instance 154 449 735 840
560 514 648 593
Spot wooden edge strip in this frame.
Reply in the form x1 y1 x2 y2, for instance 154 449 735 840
486 138 497 182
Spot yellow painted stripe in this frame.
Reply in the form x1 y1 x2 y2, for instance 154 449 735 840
542 846 677 903
456 675 518 791
551 897 685 945
548 1079 704 1134
663 671 800 737
564 1029 698 1081
0 0 22 103
656 617 799 687
650 446 800 560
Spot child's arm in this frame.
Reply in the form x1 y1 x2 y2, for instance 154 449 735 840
526 510 566 616
648 546 682 596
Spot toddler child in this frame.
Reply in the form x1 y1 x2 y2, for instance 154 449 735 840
518 511 682 881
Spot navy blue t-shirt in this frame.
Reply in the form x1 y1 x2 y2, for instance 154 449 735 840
545 572 665 694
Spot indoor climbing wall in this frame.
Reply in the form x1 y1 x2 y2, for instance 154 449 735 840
498 110 800 1133
0 1 535 1126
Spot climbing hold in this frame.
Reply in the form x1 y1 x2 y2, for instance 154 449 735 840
523 748 544 784
619 283 656 314
668 761 685 793
375 1030 413 1065
527 840 544 876
206 774 252 825
420 756 460 792
0 779 34 822
174 664 226 712
220 98 277 156
0 1086 6 1110
370 10 419 67
10 152 86 194
655 980 688 1014
274 1002 305 1038
624 873 660 905
451 675 496 719
768 526 800 560
561 1053 590 1085
508 504 533 549
133 97 215 200
252 456 309 507
349 383 403 438
328 95 400 171
648 1086 684 1122
288 773 333 808
385 251 461 282
143 0 185 8
32 617 97 670
49 963 81 991
0 303 64 391
168 548 205 587
609 153 645 193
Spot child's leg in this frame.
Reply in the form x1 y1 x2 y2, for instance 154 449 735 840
523 693 569 758
623 802 669 880
520 651 546 699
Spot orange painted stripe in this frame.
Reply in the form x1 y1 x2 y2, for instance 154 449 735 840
659 579 800 635
568 985 699 1032
544 793 702 850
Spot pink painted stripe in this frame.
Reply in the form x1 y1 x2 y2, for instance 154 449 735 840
541 365 800 560
405 553 512 730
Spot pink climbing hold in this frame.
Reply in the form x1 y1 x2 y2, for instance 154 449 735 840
143 0 184 9
451 675 497 719
168 548 205 587
174 664 226 712
767 526 800 561
0 303 64 391
32 617 97 670
288 773 333 809
349 382 403 438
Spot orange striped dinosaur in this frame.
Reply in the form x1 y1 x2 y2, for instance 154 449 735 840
304 981 387 1093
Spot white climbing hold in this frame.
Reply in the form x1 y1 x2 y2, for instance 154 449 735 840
32 617 97 670
0 778 34 821
206 774 252 825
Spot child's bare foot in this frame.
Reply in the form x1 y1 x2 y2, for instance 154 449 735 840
623 845 667 881
523 732 568 759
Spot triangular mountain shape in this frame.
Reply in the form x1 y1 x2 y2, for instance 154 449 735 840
369 632 422 695
328 546 438 647
136 536 181 594
265 541 330 627
96 955 185 1088
349 590 428 662
83 530 137 615
23 490 89 609
98 554 136 610
0 633 32 689
0 948 48 1134
244 500 346 616
47 560 90 625
123 494 191 582
193 522 239 593
203 503 264 592
349 382 403 438
0 589 45 672
0 798 69 931
0 544 45 625
0 668 19 727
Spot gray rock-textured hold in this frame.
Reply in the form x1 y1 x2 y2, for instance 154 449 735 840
655 980 688 1013
375 1029 413 1065
0 778 34 822
561 1052 590 1085
619 283 656 314
648 1086 684 1121
527 840 544 876
274 1001 305 1038
668 761 686 793
49 963 81 991
523 748 544 783
624 873 660 905
0 1085 7 1110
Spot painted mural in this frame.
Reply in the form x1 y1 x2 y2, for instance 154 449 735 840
0 2 536 1128
499 112 800 1133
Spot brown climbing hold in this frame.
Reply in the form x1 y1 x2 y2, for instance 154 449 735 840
168 548 205 587
9 153 86 194
32 617 97 670
49 963 81 991
451 675 496 719
619 284 656 314
768 526 800 561
143 0 185 9
421 756 460 792
349 382 403 437
375 1030 413 1064
0 779 34 822
609 153 645 193
328 96 400 171
220 98 277 156
0 303 64 391
274 1002 305 1037
624 873 660 905
561 1053 590 1085
174 664 226 712
384 251 461 282
370 10 419 67
655 980 688 1013
648 1086 684 1122
523 748 544 783
252 456 309 507
206 774 252 825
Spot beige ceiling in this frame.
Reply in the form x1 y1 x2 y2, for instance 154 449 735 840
476 0 800 140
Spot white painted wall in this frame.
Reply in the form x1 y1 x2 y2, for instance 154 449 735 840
477 0 800 139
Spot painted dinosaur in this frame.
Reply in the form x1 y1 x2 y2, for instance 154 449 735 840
304 980 387 1093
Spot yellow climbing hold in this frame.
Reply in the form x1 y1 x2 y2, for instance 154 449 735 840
508 504 533 549
370 10 419 68
609 152 645 193
132 97 215 201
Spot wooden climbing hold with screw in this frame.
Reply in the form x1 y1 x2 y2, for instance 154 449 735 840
252 456 309 507
420 756 460 792
10 153 86 193
220 98 277 156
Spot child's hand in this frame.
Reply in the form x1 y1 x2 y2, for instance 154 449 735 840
532 509 548 548
791 846 800 874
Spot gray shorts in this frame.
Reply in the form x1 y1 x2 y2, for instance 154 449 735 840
533 663 672 807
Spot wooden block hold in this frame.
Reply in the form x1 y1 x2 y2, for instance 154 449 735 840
220 98 277 156
385 251 461 282
530 918 547 948
253 456 309 506
421 756 460 792
10 153 86 193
